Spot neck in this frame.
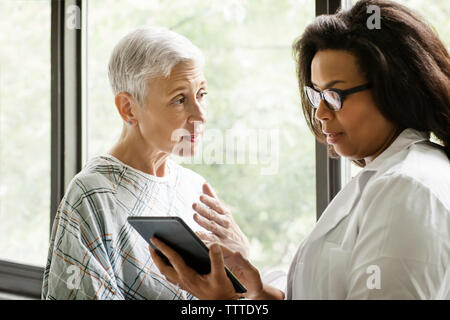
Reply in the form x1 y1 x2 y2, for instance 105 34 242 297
364 127 402 165
108 126 170 177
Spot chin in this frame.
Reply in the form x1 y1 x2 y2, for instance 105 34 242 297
332 144 355 159
335 149 364 162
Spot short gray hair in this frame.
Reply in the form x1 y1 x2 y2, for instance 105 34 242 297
108 26 205 107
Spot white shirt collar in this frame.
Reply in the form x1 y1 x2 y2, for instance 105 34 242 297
363 128 429 172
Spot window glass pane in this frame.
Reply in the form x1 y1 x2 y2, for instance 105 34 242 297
87 0 316 275
0 0 51 267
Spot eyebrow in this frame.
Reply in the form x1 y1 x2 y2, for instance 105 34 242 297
311 80 345 89
167 86 186 96
167 80 207 96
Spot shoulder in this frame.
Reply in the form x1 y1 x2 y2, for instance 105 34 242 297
70 169 117 197
362 173 449 215
365 142 450 211
358 142 450 229
354 166 450 269
397 141 449 194
78 155 125 190
361 170 449 218
356 154 450 248
60 156 119 214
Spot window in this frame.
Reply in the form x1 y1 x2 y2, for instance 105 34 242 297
87 0 316 275
0 0 51 268
1 0 448 299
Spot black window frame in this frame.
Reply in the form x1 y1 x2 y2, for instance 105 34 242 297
0 0 341 299
0 0 84 299
314 0 343 220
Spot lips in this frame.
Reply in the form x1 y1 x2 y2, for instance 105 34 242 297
182 133 202 143
323 130 343 144
190 134 200 143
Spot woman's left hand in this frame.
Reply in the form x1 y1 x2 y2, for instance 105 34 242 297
149 237 243 300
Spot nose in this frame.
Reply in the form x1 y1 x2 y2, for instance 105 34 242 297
314 98 334 123
188 98 206 125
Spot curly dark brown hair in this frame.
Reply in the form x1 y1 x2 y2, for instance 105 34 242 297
293 0 450 166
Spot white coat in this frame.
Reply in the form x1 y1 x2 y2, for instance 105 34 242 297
286 128 450 299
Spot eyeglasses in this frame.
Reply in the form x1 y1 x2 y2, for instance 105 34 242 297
304 83 372 111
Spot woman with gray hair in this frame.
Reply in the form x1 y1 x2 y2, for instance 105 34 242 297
42 26 248 300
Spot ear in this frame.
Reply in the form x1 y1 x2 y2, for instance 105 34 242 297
114 92 138 125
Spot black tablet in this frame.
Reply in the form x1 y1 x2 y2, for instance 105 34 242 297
127 216 247 294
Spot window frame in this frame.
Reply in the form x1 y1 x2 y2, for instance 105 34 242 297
315 0 343 221
0 0 84 299
0 0 341 299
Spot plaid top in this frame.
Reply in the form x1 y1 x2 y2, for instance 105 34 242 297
42 154 206 300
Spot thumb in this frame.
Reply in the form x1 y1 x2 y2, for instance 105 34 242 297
209 243 225 277
217 244 234 257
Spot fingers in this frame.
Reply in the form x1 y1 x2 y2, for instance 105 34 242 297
199 195 230 216
194 212 228 238
193 202 230 228
150 237 194 279
202 182 218 199
149 246 180 285
196 231 220 244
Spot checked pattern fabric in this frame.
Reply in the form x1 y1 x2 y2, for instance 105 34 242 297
42 154 206 300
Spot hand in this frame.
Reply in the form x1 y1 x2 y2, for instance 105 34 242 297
193 182 250 259
203 243 283 300
214 244 266 300
149 237 242 300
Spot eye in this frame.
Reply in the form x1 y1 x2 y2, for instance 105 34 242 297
172 96 185 105
198 90 208 99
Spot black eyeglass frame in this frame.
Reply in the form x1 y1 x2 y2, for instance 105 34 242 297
304 83 372 111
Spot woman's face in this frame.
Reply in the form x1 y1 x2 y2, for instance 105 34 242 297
311 49 398 162
135 60 207 157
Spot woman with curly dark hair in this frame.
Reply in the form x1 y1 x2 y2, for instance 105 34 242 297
150 0 450 299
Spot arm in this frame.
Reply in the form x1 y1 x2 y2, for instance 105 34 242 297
346 175 449 299
150 238 284 300
42 179 124 300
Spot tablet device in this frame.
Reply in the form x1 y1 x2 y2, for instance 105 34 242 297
127 216 247 294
